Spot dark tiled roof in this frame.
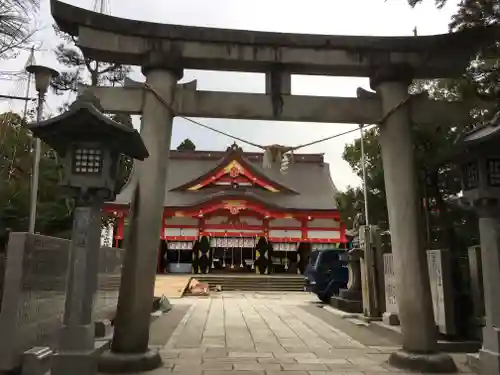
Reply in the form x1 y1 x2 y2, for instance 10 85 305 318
114 148 339 211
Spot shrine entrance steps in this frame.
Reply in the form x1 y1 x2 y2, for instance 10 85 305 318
189 274 305 292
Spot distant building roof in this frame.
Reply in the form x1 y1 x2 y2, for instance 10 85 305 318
113 145 339 211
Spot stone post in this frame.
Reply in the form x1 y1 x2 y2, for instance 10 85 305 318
371 65 456 373
383 253 400 325
476 201 500 375
468 245 485 338
360 225 383 318
99 60 182 373
51 201 102 375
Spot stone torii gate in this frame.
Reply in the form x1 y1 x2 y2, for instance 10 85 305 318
51 0 495 372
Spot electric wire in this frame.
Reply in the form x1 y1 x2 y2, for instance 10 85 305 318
144 82 413 153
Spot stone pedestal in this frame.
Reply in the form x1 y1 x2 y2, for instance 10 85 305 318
51 203 102 375
102 66 181 373
477 215 500 375
372 66 456 373
98 349 162 374
339 249 362 301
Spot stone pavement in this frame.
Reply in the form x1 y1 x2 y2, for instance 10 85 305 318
141 292 474 375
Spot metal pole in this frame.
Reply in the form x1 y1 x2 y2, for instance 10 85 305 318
28 91 44 234
21 76 32 118
359 124 369 226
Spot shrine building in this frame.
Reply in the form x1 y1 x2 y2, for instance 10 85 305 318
104 143 347 274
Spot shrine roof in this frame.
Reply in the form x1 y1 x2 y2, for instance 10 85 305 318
113 147 339 211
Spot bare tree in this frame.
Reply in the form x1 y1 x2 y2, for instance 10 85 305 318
51 25 130 96
0 0 39 58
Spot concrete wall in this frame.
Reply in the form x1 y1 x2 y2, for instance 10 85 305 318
0 233 124 372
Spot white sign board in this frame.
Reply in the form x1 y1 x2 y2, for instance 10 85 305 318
427 249 456 336
383 253 398 315
382 250 456 335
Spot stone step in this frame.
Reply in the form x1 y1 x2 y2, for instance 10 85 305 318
193 277 304 282
193 283 305 287
195 279 304 283
466 353 479 373
190 275 305 292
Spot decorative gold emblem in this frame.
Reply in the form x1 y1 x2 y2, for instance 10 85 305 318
229 166 240 178
223 200 246 215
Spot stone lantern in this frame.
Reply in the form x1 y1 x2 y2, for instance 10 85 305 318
25 92 148 375
26 93 148 201
455 115 500 375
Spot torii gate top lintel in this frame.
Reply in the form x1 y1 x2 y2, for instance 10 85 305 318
51 0 497 78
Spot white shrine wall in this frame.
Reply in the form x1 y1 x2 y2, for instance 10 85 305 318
308 218 340 228
165 216 198 225
269 218 301 227
204 216 227 225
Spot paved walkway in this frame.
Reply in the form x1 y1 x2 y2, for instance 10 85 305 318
145 292 472 375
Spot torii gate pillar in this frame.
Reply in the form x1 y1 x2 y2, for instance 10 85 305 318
371 65 456 373
99 57 183 373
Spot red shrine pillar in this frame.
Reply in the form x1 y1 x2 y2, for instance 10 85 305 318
115 215 125 248
158 212 167 274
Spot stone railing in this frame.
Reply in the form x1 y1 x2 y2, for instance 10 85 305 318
383 249 456 336
0 233 124 372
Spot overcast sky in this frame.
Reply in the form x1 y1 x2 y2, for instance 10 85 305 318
1 0 460 190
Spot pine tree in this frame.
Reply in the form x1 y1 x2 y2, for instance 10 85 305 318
0 0 39 58
451 0 500 114
0 111 72 235
51 25 131 100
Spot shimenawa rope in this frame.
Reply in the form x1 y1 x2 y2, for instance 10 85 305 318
143 82 413 168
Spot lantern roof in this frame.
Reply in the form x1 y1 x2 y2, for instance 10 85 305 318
448 113 500 162
26 91 149 160
463 112 500 146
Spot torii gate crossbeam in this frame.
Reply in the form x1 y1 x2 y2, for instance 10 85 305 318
82 82 479 126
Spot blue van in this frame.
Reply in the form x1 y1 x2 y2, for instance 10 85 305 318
303 248 349 303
